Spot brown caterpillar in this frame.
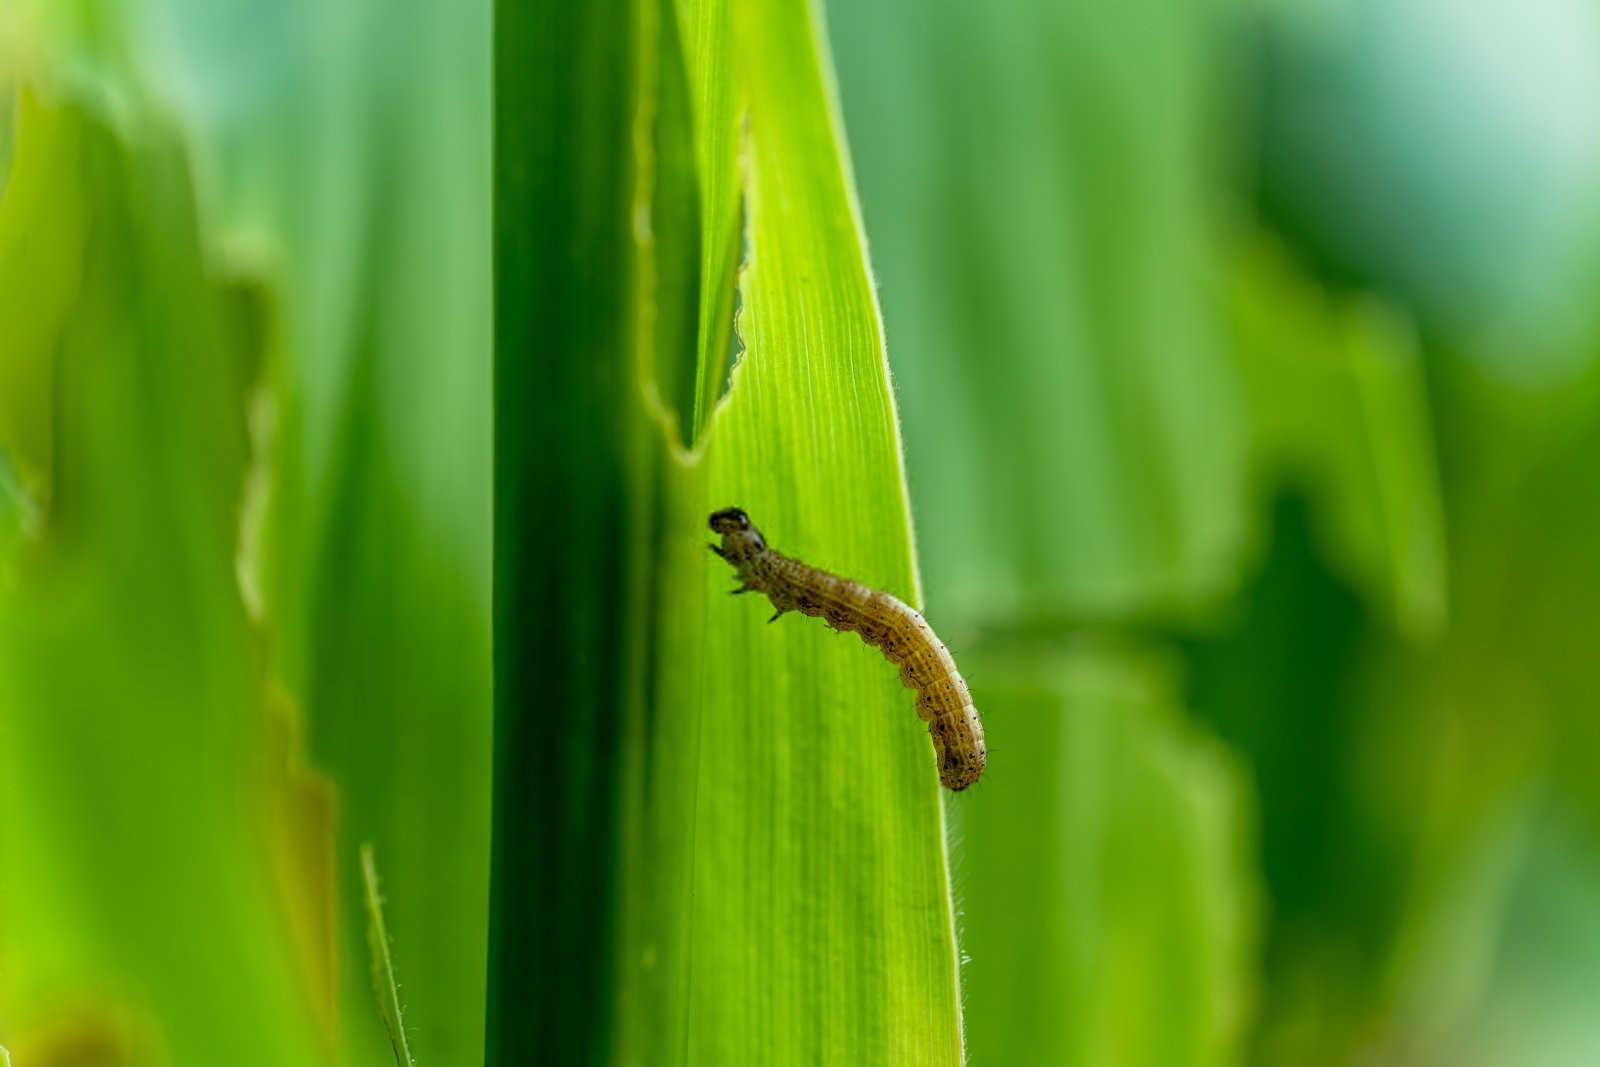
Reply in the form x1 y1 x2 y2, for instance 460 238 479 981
709 507 986 791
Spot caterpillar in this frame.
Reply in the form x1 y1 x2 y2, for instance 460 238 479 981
709 507 986 791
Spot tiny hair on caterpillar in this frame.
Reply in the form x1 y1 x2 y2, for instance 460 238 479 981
709 506 986 791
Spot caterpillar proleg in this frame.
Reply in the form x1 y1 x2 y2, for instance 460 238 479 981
709 507 986 791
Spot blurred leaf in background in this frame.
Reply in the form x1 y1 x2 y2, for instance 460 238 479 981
954 645 1256 1067
832 0 1600 1064
831 0 1250 628
1217 1 1600 1060
1227 237 1447 641
2 0 492 1061
830 0 1267 1062
0 76 330 1064
153 0 495 1062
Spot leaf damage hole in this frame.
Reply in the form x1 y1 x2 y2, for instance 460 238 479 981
688 190 749 449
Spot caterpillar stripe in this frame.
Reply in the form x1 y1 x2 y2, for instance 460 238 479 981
709 507 986 791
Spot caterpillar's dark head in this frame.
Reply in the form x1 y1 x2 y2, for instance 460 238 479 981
709 506 767 559
709 507 752 534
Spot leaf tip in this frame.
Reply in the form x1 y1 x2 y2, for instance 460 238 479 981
361 843 417 1067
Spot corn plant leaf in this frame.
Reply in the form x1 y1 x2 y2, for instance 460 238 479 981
0 82 331 1064
954 646 1257 1067
491 0 963 1062
362 845 418 1067
151 0 497 1060
829 0 1251 627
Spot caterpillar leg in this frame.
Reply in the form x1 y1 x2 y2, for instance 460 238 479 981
708 543 729 560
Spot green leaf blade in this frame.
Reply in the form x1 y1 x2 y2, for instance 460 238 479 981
362 845 417 1067
0 82 331 1065
492 0 963 1061
955 647 1257 1067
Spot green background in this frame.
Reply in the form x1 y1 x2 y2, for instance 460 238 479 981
4 0 1600 1064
